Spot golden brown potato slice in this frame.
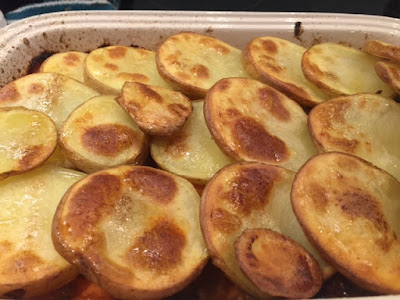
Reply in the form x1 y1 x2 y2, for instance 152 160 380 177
291 152 400 294
363 40 400 63
204 77 316 172
235 228 323 299
242 36 330 107
200 161 332 299
0 107 57 180
151 100 235 185
116 81 193 136
39 51 88 83
52 165 208 300
0 165 85 298
59 95 148 173
84 45 171 94
157 32 249 99
375 60 400 94
308 93 400 181
302 42 395 97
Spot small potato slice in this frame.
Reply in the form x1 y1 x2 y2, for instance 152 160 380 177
39 51 88 83
308 93 400 181
157 32 249 99
52 165 208 300
235 228 323 299
59 95 148 173
84 45 171 94
302 42 395 97
0 107 57 180
242 36 330 107
204 77 316 172
363 40 400 63
291 152 400 294
151 100 235 185
0 165 85 298
116 82 193 136
375 60 400 94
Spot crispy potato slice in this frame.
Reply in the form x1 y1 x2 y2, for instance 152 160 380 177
0 107 57 180
302 42 395 97
242 36 330 107
200 161 332 299
204 77 316 171
0 165 85 298
235 228 323 299
291 152 400 294
116 82 193 136
52 165 208 300
151 100 235 185
59 95 148 173
363 40 400 63
157 32 249 99
84 45 171 94
308 93 400 181
375 60 400 94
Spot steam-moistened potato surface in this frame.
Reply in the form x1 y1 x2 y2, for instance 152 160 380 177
242 36 330 107
84 45 171 94
116 82 193 136
204 77 316 171
39 51 88 83
156 32 249 98
302 42 395 97
59 95 148 173
308 93 400 181
200 162 331 299
151 100 235 185
375 60 400 94
52 165 208 300
0 165 85 298
362 40 400 63
0 107 57 180
291 152 400 294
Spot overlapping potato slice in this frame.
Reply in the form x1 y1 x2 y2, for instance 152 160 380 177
116 82 193 136
84 45 171 94
302 42 395 97
157 32 249 98
375 60 400 94
363 40 400 63
151 100 235 185
291 152 400 294
242 36 330 107
200 161 332 299
308 93 400 181
52 165 208 300
204 77 316 171
59 95 148 173
0 165 85 298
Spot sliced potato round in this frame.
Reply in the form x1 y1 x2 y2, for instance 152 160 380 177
204 77 316 172
362 40 400 63
308 93 400 181
0 165 85 298
375 60 400 94
52 165 208 300
84 45 171 94
59 95 148 173
291 152 400 294
116 82 193 136
302 42 395 97
151 100 235 185
242 36 330 107
157 32 249 99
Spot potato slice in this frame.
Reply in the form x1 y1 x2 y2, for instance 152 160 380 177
0 107 57 180
363 40 400 63
375 60 400 94
151 100 235 185
59 95 148 173
302 42 395 97
157 32 249 99
200 161 333 299
204 77 316 172
84 45 171 94
242 36 330 107
0 165 85 298
291 152 400 294
308 93 400 181
52 165 208 300
116 82 193 136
